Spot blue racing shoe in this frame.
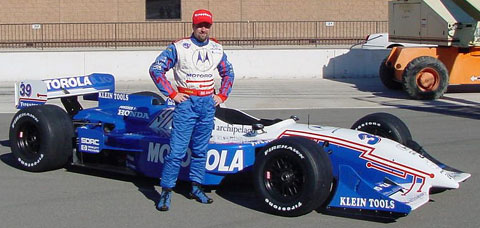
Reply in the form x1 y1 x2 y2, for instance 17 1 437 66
157 188 172 211
189 182 213 204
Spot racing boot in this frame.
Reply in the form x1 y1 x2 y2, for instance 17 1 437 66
189 182 213 204
156 188 172 211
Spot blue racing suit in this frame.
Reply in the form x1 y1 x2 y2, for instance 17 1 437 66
149 34 234 188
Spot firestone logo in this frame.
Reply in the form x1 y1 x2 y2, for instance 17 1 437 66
194 13 211 18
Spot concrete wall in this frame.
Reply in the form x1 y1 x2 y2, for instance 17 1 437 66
0 48 390 82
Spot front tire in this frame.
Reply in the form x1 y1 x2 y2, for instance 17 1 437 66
9 105 73 172
402 56 448 100
351 112 412 145
253 137 332 217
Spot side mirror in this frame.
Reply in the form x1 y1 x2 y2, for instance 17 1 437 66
290 115 299 121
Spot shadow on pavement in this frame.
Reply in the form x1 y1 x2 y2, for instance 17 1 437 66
63 166 267 214
0 139 10 147
57 165 264 213
214 172 268 214
66 165 162 207
318 208 398 223
402 103 480 120
0 153 21 170
327 77 409 98
324 77 480 120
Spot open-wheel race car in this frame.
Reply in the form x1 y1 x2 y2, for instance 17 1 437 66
9 73 470 218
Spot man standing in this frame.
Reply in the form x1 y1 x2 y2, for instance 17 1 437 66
149 9 234 211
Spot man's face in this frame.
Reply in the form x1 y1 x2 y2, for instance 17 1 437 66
193 22 211 42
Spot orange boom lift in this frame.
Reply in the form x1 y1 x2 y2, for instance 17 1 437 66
380 0 480 99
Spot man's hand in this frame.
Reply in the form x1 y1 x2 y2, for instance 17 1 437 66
213 95 223 106
173 93 190 103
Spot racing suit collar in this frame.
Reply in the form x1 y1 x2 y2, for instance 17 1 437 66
190 33 209 47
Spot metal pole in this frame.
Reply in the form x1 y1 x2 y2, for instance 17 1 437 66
252 21 255 48
41 24 44 50
115 23 117 49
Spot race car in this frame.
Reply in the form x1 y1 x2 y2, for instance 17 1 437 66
9 73 470 218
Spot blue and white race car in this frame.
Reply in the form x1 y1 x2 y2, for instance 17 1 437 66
9 73 470 217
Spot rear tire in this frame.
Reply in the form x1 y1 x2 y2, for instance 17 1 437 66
253 136 333 217
379 57 402 90
351 112 412 145
9 105 73 172
402 56 448 100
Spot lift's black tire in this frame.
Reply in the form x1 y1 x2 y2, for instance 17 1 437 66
379 57 402 90
402 56 448 100
351 112 412 145
9 105 74 172
253 136 333 217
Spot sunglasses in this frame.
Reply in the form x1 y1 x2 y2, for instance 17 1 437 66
194 23 212 29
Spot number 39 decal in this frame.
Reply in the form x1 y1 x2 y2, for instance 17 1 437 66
19 83 32 97
358 133 381 145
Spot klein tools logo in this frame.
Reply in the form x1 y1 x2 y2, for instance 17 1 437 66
192 49 213 71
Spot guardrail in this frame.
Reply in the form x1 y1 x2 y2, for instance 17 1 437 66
0 21 387 49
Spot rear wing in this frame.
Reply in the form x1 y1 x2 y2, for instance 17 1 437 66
15 73 115 109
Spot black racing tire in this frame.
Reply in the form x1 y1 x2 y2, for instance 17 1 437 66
253 136 333 217
379 57 402 90
351 112 412 145
132 91 165 105
402 56 448 100
9 105 74 172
